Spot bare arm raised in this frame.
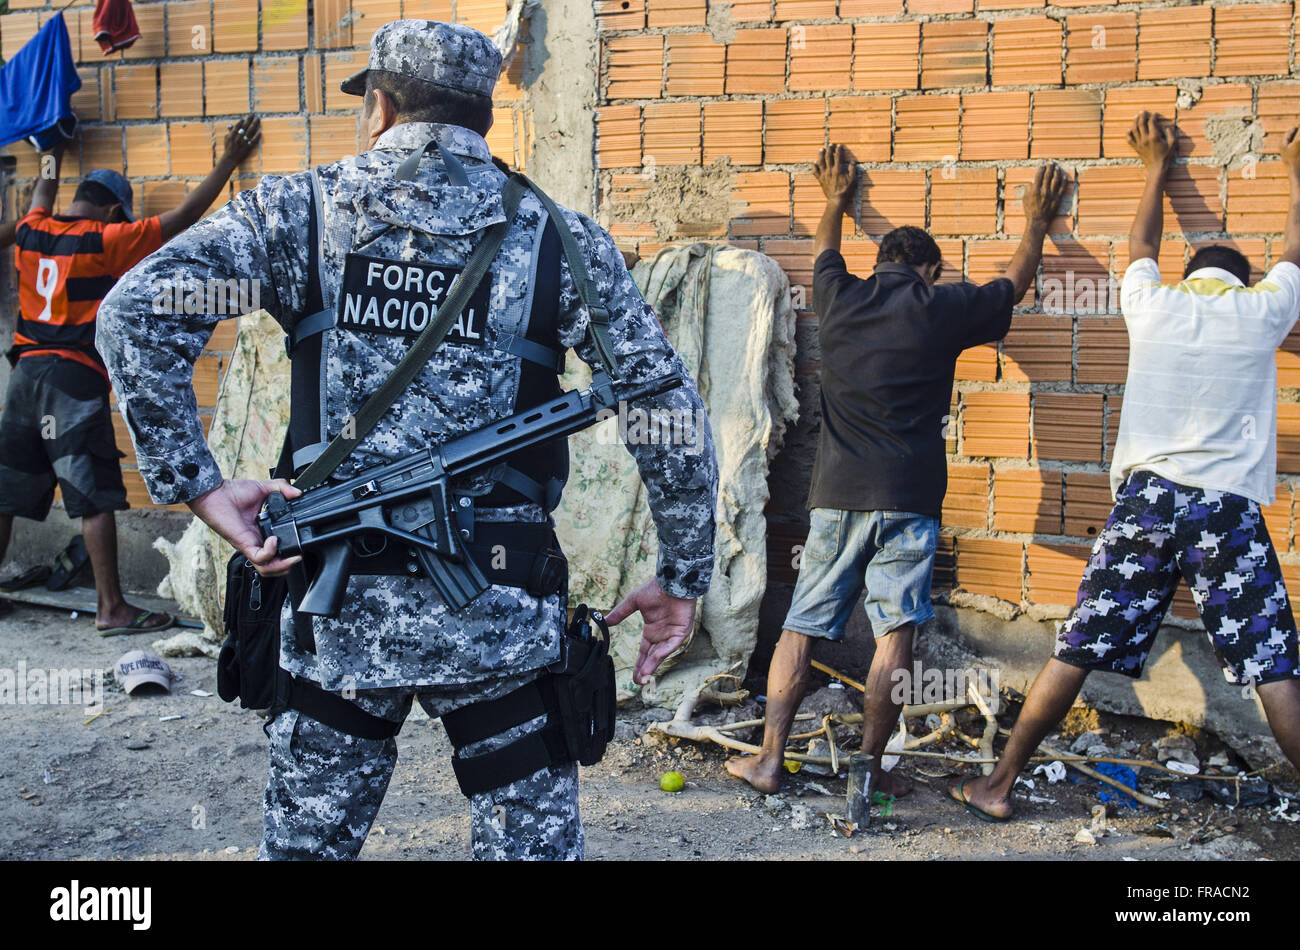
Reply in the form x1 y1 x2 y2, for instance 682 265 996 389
0 141 65 249
158 114 261 242
812 143 856 262
1001 164 1069 301
1279 127 1300 270
1127 111 1177 266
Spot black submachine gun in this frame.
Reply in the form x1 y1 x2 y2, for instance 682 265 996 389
257 371 683 618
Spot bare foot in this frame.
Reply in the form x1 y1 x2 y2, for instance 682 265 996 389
874 768 913 798
724 754 783 794
947 774 1013 821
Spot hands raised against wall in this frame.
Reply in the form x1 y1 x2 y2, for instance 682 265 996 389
1021 163 1070 228
1127 111 1176 170
814 144 858 208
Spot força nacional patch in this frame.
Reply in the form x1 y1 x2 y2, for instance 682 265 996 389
335 253 492 345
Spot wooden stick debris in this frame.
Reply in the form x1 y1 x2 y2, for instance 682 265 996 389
719 697 973 743
968 681 1000 777
823 715 838 774
724 713 814 734
665 663 1244 800
811 660 864 692
808 660 972 714
902 711 956 751
659 715 1244 789
651 717 1262 790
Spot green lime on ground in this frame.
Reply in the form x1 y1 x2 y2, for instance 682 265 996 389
659 770 685 792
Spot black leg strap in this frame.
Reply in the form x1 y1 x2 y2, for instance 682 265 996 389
495 332 566 373
450 720 572 798
288 308 337 354
291 442 329 473
485 463 548 509
442 678 552 748
441 678 574 798
285 675 402 741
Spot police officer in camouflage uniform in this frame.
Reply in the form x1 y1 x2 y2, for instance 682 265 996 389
96 20 718 860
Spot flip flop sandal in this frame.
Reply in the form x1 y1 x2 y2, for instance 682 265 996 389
0 565 52 591
97 610 175 637
951 777 1011 823
46 536 92 591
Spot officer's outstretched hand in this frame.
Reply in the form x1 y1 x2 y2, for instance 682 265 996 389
188 478 303 577
606 579 697 685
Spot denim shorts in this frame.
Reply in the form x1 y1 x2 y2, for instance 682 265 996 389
784 508 939 641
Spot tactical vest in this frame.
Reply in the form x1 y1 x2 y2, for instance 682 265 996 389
274 159 617 606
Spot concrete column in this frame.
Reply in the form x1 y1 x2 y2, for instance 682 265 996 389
518 0 598 216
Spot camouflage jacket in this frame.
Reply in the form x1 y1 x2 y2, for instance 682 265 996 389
97 122 718 690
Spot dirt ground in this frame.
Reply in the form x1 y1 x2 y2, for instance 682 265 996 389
2 602 1298 861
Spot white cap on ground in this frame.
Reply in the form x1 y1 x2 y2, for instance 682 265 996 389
113 650 173 695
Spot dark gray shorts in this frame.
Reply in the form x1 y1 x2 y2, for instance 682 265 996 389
0 356 128 520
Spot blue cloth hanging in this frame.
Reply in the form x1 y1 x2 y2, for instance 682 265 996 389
0 12 82 151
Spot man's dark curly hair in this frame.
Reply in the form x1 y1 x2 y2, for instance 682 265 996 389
878 225 942 269
1185 245 1252 286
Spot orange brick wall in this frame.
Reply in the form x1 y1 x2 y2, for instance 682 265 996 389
5 1 1298 620
595 0 1300 617
0 0 525 511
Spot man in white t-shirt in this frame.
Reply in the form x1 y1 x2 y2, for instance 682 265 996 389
949 113 1300 822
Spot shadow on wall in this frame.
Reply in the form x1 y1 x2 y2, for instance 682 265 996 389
520 0 550 82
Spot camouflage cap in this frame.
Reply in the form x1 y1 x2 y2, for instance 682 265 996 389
340 19 501 99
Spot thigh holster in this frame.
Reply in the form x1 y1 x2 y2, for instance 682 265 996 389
440 605 617 797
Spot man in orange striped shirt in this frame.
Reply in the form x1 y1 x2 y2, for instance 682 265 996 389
0 115 260 632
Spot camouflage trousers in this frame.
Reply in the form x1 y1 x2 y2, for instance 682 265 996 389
1055 470 1300 685
258 674 584 861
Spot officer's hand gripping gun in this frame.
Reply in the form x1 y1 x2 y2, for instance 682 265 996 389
256 372 683 618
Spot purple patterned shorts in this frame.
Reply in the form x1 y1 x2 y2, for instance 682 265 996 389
1054 470 1299 685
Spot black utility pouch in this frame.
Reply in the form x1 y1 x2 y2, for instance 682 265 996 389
218 552 289 710
527 546 568 598
550 604 616 767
